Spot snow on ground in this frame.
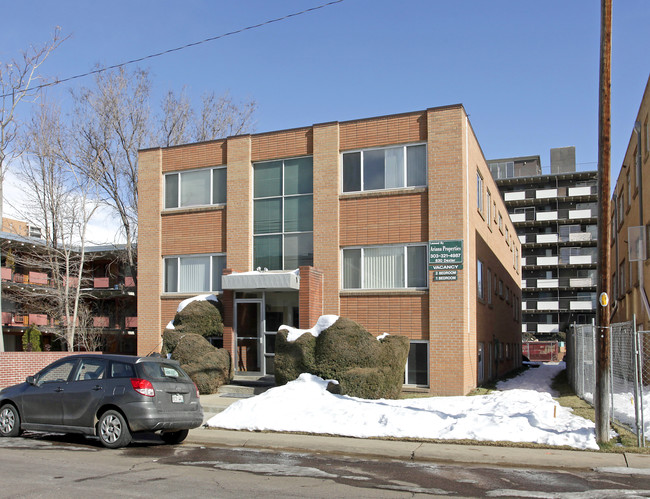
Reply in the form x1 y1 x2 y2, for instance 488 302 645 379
207 361 599 450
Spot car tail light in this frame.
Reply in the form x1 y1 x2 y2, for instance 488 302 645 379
130 378 155 397
194 382 200 398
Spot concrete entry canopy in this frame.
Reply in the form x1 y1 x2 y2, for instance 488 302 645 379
222 269 300 291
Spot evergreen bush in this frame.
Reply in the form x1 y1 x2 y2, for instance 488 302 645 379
162 329 233 394
275 317 409 399
173 299 224 337
22 326 42 352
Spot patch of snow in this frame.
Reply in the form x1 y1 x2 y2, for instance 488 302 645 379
176 294 219 314
282 315 339 342
207 363 599 450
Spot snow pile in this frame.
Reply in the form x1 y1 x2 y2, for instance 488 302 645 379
281 315 339 342
166 294 219 330
207 363 599 450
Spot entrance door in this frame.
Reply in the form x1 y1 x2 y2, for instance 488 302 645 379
235 301 262 372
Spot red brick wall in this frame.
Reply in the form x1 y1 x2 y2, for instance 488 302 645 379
299 266 324 329
0 352 100 389
161 208 226 255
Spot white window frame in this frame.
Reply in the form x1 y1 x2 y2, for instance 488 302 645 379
404 340 429 387
477 258 484 301
476 171 484 214
164 166 227 210
341 142 427 194
486 190 492 228
163 253 227 294
341 243 428 290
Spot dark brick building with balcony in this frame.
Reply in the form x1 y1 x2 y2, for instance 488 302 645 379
0 228 137 353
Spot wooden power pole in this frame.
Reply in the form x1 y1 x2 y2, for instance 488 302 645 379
596 0 612 444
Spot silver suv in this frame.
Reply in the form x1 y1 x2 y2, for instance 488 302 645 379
0 354 203 448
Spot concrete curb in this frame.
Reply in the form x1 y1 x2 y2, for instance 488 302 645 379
186 426 650 471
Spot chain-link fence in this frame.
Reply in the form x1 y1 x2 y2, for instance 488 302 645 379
566 319 648 445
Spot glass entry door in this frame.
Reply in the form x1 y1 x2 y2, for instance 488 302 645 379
235 301 262 372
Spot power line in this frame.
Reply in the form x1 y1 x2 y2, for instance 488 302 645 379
1 0 345 98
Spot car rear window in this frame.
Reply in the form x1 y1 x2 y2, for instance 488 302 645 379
137 362 190 381
110 361 136 378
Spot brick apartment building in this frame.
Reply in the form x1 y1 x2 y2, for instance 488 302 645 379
611 75 650 330
137 104 522 395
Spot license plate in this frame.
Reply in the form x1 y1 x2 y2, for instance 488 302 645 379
171 393 183 403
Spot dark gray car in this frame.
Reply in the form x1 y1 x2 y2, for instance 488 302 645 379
0 354 203 448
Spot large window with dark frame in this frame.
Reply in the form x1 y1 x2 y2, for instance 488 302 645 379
253 156 313 270
164 254 227 293
164 167 227 209
342 244 427 290
342 143 426 193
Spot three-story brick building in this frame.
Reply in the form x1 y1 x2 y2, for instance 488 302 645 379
138 104 522 395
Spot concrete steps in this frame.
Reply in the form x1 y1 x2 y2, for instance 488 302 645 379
217 372 275 398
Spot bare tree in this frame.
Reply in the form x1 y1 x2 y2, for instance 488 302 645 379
159 89 257 147
10 101 99 351
0 28 65 351
159 88 193 147
194 91 257 142
71 67 151 276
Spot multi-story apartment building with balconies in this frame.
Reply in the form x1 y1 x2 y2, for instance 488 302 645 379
0 225 137 353
138 104 523 396
489 147 598 339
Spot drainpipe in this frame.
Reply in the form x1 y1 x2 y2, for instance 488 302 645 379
635 121 650 323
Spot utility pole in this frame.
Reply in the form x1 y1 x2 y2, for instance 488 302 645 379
596 0 612 444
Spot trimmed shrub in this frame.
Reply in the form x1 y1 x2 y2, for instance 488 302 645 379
22 326 42 352
173 299 224 337
275 317 409 399
162 329 233 394
274 331 317 386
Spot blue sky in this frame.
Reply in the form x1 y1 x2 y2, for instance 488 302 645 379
1 0 649 184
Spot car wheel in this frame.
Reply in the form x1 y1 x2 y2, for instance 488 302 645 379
161 429 189 445
0 404 21 437
98 410 131 449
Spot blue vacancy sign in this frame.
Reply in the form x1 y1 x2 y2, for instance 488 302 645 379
429 240 463 270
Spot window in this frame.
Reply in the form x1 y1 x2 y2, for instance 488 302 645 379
477 258 484 300
498 279 504 298
254 156 313 270
489 161 514 179
644 117 649 155
342 144 426 193
476 171 484 214
405 341 428 386
618 192 625 225
486 190 492 228
612 271 618 302
75 358 106 381
164 254 226 293
627 170 632 205
505 227 509 244
515 248 519 272
36 359 77 385
498 212 503 232
487 268 492 305
110 362 135 378
164 167 227 209
342 244 427 290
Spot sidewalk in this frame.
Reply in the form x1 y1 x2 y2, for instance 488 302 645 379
190 393 650 472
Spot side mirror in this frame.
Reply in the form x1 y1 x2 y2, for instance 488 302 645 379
26 376 35 385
